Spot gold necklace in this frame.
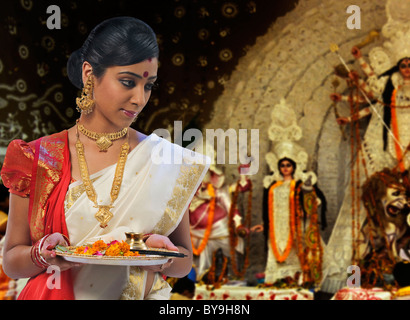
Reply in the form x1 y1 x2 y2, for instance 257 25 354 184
75 125 129 228
77 121 128 152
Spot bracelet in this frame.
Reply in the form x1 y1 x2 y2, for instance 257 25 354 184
61 234 71 246
30 234 51 269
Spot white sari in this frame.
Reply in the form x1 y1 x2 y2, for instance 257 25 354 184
64 133 210 299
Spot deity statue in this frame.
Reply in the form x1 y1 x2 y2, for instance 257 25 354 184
189 162 248 281
360 169 410 258
323 0 410 292
254 99 327 289
331 30 410 174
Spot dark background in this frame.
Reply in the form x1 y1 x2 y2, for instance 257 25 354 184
0 0 299 149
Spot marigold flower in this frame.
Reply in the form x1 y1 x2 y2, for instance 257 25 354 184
74 240 137 257
92 240 108 251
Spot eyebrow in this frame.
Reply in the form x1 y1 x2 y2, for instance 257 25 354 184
118 71 157 80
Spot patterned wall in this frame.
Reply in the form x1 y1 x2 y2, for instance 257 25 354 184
0 0 298 162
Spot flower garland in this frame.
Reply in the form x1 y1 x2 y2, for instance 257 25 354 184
268 180 296 263
191 183 216 256
391 88 405 172
294 187 323 287
206 250 229 290
227 179 252 279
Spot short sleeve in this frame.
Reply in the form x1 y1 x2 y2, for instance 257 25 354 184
1 139 35 197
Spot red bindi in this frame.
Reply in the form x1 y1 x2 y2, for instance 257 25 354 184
143 71 149 78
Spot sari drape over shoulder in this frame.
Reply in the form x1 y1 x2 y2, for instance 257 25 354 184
1 131 74 299
1 132 210 300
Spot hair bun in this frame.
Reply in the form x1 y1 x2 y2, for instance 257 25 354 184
67 48 83 89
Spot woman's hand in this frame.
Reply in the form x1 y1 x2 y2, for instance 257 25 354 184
141 234 178 273
145 234 179 251
39 233 81 271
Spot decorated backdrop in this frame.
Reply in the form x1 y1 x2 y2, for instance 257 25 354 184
1 0 407 295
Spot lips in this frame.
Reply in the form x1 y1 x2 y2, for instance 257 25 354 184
122 109 138 118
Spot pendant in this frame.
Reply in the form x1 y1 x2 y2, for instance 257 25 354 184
96 136 113 152
95 205 114 228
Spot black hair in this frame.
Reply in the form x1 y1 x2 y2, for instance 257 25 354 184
379 57 410 150
67 16 159 89
278 157 296 176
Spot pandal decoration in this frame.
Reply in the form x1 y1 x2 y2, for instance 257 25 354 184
227 179 252 279
191 183 216 256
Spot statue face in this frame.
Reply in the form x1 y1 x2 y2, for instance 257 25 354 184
399 58 410 80
279 159 294 178
381 185 409 227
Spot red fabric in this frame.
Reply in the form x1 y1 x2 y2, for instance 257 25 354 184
16 132 75 300
0 140 34 197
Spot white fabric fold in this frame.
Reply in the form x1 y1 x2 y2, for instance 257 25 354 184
64 134 210 299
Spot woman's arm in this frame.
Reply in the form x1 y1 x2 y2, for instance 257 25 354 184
142 208 193 278
2 194 35 279
2 193 77 279
166 208 193 277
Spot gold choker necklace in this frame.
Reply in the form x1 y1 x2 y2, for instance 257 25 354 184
77 122 128 152
75 124 129 228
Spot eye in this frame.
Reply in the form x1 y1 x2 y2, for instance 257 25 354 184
145 82 158 91
120 79 136 88
391 190 401 196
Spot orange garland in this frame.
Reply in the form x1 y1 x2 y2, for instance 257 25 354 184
268 180 296 263
206 250 229 290
391 88 405 172
191 183 216 256
228 179 252 279
305 190 323 284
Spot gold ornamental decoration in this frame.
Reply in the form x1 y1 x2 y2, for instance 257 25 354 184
77 122 128 152
75 124 129 228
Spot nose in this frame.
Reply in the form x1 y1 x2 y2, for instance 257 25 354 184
130 85 147 107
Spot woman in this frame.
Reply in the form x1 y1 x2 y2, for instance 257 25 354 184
255 157 326 287
0 17 209 300
332 46 410 172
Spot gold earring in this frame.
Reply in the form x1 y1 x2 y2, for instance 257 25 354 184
76 74 95 114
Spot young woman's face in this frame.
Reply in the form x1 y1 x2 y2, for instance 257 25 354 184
399 58 410 80
92 58 158 128
279 160 294 178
